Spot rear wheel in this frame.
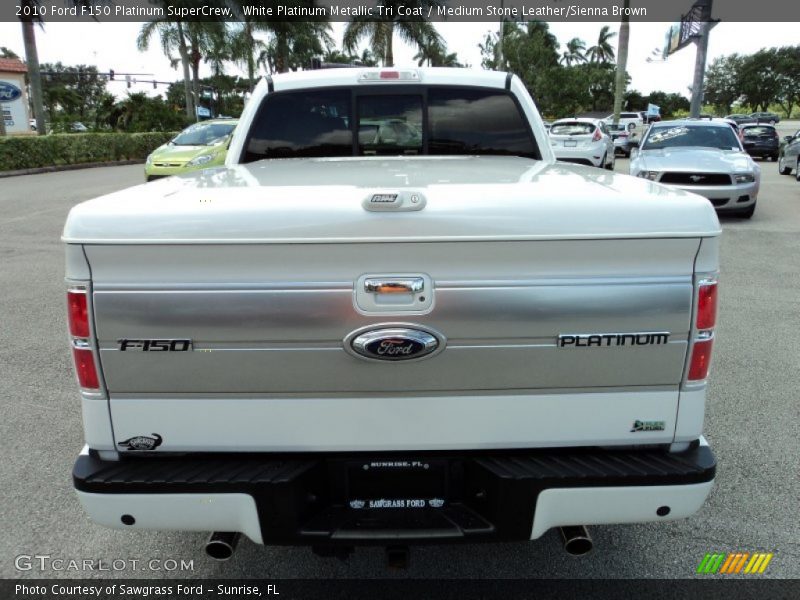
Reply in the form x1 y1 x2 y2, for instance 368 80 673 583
605 152 615 170
768 119 776 125
779 156 792 175
796 159 800 182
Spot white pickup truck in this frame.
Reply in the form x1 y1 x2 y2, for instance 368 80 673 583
64 68 719 564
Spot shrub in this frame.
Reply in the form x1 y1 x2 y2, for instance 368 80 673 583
0 131 177 172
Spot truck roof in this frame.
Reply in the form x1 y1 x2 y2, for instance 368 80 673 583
267 67 510 93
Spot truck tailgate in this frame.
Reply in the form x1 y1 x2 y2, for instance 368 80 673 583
84 237 697 451
67 156 720 451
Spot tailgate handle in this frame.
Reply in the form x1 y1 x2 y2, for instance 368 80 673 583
364 277 424 294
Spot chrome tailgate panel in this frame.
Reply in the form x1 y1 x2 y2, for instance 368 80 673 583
85 238 699 450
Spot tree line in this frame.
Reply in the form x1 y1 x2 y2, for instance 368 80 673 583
9 0 466 135
704 46 800 117
479 21 686 118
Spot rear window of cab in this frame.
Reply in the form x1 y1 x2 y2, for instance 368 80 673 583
242 86 539 162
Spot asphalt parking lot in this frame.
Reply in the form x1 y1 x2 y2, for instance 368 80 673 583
1 134 798 580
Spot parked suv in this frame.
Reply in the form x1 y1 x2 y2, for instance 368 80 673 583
740 124 780 161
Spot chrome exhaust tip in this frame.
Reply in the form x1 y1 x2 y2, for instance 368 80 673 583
205 531 241 561
559 525 593 556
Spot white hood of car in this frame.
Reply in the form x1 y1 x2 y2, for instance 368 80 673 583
634 147 756 173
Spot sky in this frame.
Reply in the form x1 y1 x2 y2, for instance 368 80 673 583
0 20 798 102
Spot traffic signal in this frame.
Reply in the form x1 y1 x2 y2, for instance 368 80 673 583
126 75 131 89
153 80 157 89
109 69 114 80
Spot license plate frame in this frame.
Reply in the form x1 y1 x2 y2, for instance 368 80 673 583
564 140 578 147
345 458 449 510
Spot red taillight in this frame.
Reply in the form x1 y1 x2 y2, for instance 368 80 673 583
687 278 718 383
688 336 714 381
67 289 89 337
72 345 99 389
592 128 602 142
68 287 99 390
696 282 718 330
380 71 400 79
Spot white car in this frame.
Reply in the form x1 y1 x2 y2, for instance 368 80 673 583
603 111 643 131
549 118 615 169
630 119 760 218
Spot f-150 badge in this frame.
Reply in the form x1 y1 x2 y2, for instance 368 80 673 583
118 339 191 351
347 326 442 361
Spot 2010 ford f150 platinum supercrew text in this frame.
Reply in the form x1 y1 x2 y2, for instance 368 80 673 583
64 68 719 562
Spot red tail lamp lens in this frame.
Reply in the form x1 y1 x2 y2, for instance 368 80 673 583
592 128 602 142
72 346 99 389
688 337 714 381
68 290 89 337
697 283 718 330
380 71 400 79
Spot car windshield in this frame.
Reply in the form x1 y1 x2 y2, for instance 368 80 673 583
642 125 740 150
173 122 236 146
550 122 595 136
742 126 774 137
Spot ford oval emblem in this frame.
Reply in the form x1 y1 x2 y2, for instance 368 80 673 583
348 327 442 362
0 82 22 102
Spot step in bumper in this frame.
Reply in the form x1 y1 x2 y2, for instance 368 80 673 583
73 440 716 544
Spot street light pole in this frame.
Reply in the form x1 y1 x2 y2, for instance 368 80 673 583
497 0 505 68
689 0 713 118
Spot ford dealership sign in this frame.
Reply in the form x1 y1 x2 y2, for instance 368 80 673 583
0 82 22 102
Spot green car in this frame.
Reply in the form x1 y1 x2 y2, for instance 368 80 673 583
145 119 238 181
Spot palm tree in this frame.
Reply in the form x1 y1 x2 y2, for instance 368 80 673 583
185 22 227 115
18 1 105 135
414 41 463 67
322 49 379 67
230 21 267 92
137 21 194 118
587 25 617 64
266 22 334 73
343 1 443 67
612 0 631 124
561 38 587 66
